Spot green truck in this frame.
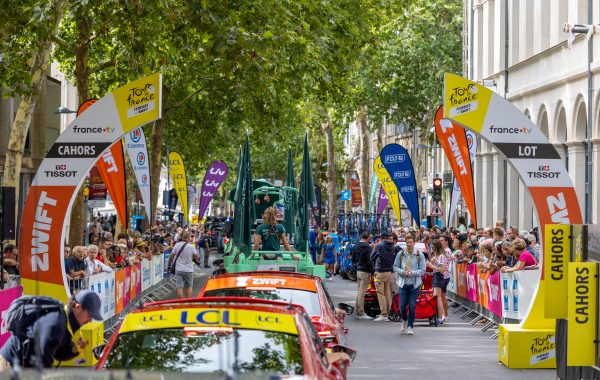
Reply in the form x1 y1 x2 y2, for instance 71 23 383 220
223 182 325 278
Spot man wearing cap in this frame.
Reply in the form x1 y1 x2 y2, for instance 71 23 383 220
0 290 102 369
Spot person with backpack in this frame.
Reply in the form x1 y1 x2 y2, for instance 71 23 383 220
393 234 426 335
369 230 397 322
168 231 200 299
253 207 292 255
0 290 102 370
352 231 374 320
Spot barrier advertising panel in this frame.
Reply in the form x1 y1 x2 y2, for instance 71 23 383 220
123 266 131 308
129 264 138 300
465 264 478 302
0 286 23 347
456 263 467 298
487 271 502 317
152 254 164 285
141 258 152 291
114 269 126 315
89 272 115 321
500 270 538 320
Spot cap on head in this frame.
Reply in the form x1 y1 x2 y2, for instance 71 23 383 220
75 289 102 321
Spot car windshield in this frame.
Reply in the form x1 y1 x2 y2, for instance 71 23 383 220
204 288 322 316
104 328 304 375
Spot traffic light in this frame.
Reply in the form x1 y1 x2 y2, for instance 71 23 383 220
433 178 442 202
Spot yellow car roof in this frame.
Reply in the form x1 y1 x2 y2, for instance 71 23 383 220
119 306 298 335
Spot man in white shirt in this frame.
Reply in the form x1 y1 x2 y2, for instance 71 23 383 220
169 231 200 298
85 244 113 275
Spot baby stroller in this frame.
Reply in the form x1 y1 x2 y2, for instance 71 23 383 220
388 265 437 325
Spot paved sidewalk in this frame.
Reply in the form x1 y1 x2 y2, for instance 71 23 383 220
324 274 555 380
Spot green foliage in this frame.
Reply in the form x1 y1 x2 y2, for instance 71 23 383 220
0 0 65 96
3 0 463 205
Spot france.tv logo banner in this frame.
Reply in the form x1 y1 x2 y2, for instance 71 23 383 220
380 143 420 225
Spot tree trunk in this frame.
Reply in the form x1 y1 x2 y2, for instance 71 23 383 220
3 0 66 242
150 117 168 225
323 116 338 231
377 118 384 153
68 7 93 246
356 105 370 212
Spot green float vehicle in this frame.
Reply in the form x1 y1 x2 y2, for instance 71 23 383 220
222 134 324 277
223 182 326 278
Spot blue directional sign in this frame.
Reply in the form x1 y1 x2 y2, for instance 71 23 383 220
341 189 351 201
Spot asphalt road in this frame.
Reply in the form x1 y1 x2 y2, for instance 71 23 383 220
324 275 555 380
162 255 555 380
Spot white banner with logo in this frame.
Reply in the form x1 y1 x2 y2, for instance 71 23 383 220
500 270 538 320
141 257 153 291
124 127 152 221
88 271 116 321
152 254 164 285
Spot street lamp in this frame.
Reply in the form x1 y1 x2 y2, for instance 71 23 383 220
420 191 426 226
54 106 77 114
564 19 595 223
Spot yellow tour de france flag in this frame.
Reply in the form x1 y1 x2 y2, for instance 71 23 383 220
543 224 570 318
443 73 492 133
567 262 597 366
373 156 401 222
112 73 162 133
169 151 189 224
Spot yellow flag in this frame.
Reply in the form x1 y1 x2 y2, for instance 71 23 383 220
373 156 401 222
113 73 162 133
169 151 189 224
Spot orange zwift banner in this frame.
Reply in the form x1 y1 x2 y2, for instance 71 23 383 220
96 141 127 229
435 105 477 228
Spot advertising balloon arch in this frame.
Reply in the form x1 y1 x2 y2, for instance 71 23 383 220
19 74 162 302
443 73 583 368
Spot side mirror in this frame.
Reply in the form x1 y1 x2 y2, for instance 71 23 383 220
338 302 355 316
330 344 357 362
92 345 105 360
212 269 227 276
212 259 224 267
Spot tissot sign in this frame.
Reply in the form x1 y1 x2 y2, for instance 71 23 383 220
19 74 162 301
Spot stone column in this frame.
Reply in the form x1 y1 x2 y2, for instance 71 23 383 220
480 151 494 227
505 164 519 227
566 142 586 218
591 139 600 224
474 152 483 228
492 152 505 225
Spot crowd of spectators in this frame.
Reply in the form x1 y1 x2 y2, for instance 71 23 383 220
1 211 220 292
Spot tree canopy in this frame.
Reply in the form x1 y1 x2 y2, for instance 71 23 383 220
1 0 463 223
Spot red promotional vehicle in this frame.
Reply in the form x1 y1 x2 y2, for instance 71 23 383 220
96 297 356 378
198 271 354 346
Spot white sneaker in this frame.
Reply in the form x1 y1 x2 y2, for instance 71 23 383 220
373 315 389 322
407 327 414 335
444 316 450 323
400 321 407 333
356 314 374 320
